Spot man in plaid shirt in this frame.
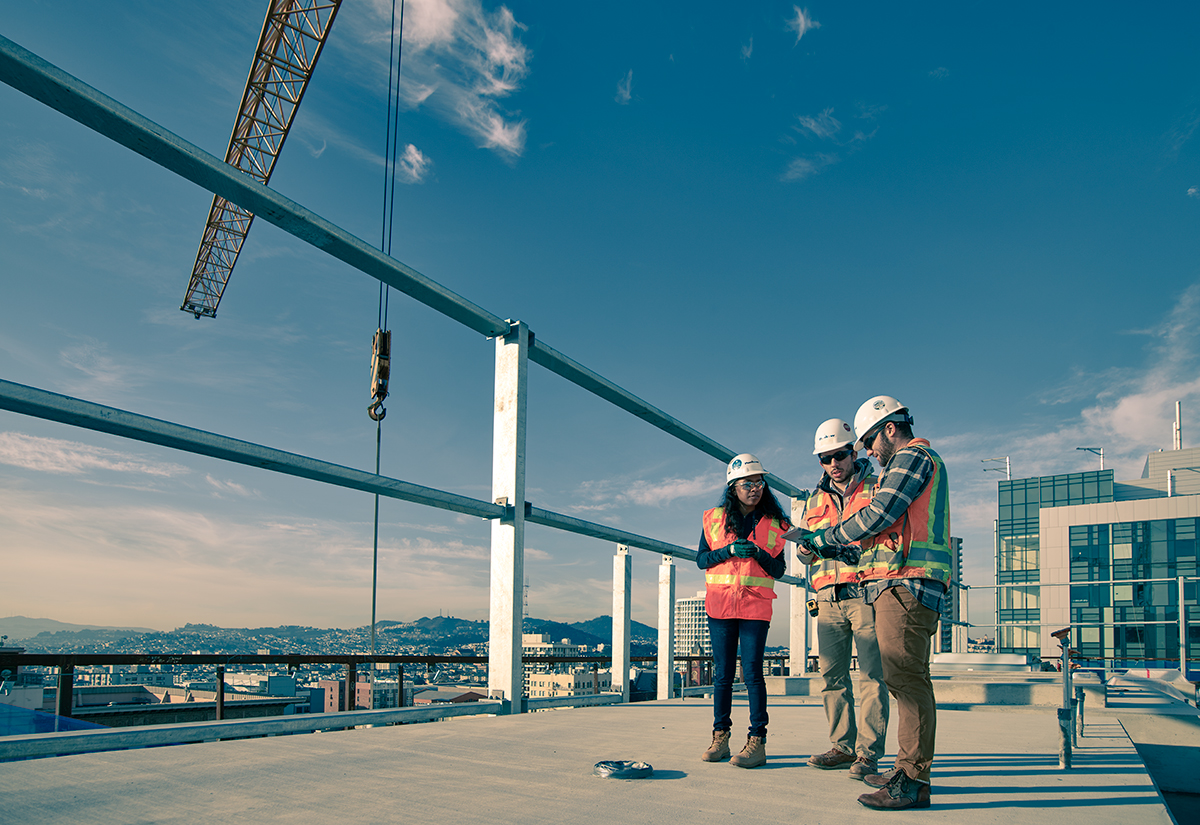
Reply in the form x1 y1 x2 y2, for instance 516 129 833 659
799 396 951 811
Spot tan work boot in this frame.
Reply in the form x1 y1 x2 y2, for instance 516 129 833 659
730 735 767 768
701 729 731 762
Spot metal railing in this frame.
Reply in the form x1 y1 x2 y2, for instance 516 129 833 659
960 575 1198 678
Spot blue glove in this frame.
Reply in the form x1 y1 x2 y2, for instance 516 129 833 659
730 540 758 558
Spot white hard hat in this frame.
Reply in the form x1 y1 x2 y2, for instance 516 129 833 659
727 453 767 485
853 396 913 446
813 418 856 455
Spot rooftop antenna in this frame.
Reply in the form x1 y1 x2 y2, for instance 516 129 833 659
982 456 1011 480
1175 401 1183 450
1076 447 1104 470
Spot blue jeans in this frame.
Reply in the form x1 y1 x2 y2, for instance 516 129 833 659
708 616 770 737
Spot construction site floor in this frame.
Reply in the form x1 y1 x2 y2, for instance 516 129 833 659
1 695 1191 825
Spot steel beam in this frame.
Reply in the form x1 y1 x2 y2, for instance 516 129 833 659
0 378 502 519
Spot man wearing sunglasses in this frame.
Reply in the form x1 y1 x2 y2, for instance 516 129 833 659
796 396 951 812
798 419 889 782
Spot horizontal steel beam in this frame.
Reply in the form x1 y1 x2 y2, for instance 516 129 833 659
0 378 504 519
528 340 805 499
0 35 807 501
526 505 806 587
0 702 503 760
1 380 812 585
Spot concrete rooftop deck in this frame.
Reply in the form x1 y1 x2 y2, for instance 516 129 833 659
0 696 1183 825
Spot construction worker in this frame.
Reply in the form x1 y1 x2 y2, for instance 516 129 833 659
794 396 951 811
798 419 890 781
696 454 791 769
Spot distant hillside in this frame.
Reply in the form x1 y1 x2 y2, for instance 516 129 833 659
9 616 661 656
0 616 158 642
569 616 658 644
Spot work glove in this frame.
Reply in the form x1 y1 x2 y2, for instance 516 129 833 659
791 528 863 565
730 540 759 558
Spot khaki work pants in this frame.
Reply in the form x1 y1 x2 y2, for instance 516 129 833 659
816 595 889 761
873 584 939 782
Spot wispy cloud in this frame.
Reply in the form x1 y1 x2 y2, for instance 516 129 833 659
615 69 633 105
0 432 188 477
782 153 839 182
571 472 723 514
795 108 841 140
348 0 531 159
786 7 821 45
1188 186 1199 199
205 474 259 498
741 37 754 61
929 67 949 79
397 143 432 183
1165 108 1200 160
784 105 881 182
0 485 496 627
933 281 1200 589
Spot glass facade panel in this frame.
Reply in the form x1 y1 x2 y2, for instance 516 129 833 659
995 470 1114 657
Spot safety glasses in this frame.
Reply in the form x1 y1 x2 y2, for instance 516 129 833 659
818 449 852 465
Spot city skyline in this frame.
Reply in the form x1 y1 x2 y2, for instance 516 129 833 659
2 2 1200 643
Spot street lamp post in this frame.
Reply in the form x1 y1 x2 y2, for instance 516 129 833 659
1076 447 1104 470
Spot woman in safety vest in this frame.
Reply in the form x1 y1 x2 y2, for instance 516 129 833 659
697 453 790 768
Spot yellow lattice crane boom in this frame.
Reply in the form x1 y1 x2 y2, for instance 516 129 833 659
182 0 342 319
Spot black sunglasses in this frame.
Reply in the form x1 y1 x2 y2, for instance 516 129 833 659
860 426 884 451
819 449 853 465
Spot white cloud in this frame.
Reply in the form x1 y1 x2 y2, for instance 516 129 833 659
398 143 432 183
0 431 188 477
1165 109 1200 160
572 472 723 514
929 67 949 79
0 484 495 628
795 108 841 140
741 37 754 61
931 282 1200 601
782 153 839 182
615 69 633 105
205 474 259 498
1188 186 1199 199
354 0 531 158
786 6 821 45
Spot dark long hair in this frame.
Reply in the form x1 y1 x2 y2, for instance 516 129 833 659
719 481 789 538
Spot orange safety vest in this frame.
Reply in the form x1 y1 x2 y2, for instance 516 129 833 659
702 507 789 621
803 470 877 592
858 440 952 585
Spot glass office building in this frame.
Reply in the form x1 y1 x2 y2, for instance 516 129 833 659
995 446 1200 671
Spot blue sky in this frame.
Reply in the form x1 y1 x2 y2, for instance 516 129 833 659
2 1 1199 642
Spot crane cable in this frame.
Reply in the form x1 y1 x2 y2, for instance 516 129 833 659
370 0 406 676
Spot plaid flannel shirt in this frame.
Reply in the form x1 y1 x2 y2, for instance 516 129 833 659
823 443 945 613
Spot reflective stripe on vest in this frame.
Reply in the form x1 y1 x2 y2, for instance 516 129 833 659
803 474 877 591
859 440 952 585
701 507 789 621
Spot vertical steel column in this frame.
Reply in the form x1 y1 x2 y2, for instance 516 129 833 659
488 321 528 714
56 662 75 718
1180 576 1188 679
215 665 225 720
788 497 807 676
346 662 356 710
612 544 632 702
398 664 405 707
657 554 676 699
